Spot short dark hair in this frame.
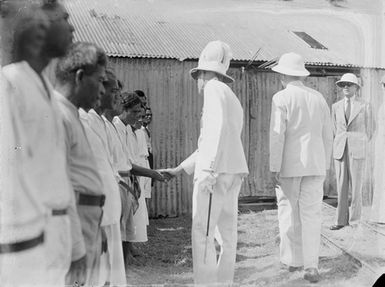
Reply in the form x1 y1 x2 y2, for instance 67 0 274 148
56 41 107 85
134 90 146 98
104 69 117 89
117 79 123 90
121 92 141 110
3 3 48 62
40 0 60 11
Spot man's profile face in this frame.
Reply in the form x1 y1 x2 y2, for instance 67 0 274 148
125 103 143 126
197 70 205 94
78 65 106 111
43 3 74 58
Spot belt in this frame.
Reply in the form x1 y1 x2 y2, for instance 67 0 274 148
0 232 44 254
78 193 105 207
52 209 67 216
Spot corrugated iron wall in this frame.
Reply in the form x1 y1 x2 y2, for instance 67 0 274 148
110 57 349 217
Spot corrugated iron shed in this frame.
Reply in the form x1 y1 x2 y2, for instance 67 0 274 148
64 0 372 67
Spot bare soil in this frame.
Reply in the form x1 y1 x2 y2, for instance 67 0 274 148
126 210 375 286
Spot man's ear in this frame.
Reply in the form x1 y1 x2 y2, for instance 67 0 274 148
75 69 84 86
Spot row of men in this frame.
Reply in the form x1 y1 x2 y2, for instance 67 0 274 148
0 1 168 286
0 1 374 287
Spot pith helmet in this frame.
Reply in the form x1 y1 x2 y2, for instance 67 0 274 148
272 52 310 77
190 40 234 83
336 73 360 87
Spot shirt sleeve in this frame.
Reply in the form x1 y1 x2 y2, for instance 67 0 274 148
269 93 287 172
322 101 333 170
180 150 198 175
68 180 86 261
196 82 225 171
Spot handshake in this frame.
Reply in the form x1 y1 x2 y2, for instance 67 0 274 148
153 167 182 183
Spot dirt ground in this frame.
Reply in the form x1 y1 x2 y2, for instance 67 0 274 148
126 210 375 286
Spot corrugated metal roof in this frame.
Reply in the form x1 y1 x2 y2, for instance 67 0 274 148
64 0 373 67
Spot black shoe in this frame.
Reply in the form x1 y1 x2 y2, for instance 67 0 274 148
329 225 345 230
288 266 303 272
304 268 320 283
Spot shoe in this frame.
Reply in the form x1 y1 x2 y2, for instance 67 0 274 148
304 268 320 283
329 225 345 230
280 263 303 272
288 266 303 272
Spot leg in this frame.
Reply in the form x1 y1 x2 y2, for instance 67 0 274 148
76 205 103 286
276 177 303 267
45 215 72 286
334 149 350 226
192 177 225 285
299 176 325 269
0 243 47 286
106 223 127 286
349 158 365 223
216 174 243 284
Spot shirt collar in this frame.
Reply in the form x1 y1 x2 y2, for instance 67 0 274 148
287 80 304 87
345 95 356 103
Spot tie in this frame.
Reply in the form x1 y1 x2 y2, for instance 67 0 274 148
345 98 351 123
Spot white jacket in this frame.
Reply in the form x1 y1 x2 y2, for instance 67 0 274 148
181 79 249 177
269 81 333 177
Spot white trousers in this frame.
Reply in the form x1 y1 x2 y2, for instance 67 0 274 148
99 223 126 286
45 215 72 286
0 243 47 287
192 173 242 285
276 176 325 269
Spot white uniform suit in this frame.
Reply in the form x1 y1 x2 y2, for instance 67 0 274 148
181 78 249 285
332 96 373 225
270 81 333 269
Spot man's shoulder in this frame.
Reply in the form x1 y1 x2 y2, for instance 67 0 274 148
332 99 343 108
205 79 231 94
54 91 77 119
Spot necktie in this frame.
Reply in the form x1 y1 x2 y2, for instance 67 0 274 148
345 98 351 123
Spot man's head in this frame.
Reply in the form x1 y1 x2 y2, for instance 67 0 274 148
1 1 49 64
272 52 309 87
143 107 152 126
101 70 119 112
381 75 385 90
133 107 145 130
120 92 142 126
196 70 220 94
55 42 107 110
190 40 234 91
41 0 74 58
336 73 360 99
134 90 148 107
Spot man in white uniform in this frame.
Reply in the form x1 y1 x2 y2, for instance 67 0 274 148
269 52 333 283
0 3 47 286
113 92 167 261
55 42 109 286
86 77 126 284
163 41 249 285
2 1 85 285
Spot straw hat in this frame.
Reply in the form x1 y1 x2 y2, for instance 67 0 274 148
336 73 360 87
190 40 234 83
272 52 310 77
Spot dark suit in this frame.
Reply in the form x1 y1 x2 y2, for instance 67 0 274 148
332 97 373 225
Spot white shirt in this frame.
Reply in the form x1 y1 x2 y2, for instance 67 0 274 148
102 115 132 177
269 81 333 177
0 72 45 243
79 109 121 226
113 116 139 165
181 79 249 177
344 95 356 116
2 61 72 211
